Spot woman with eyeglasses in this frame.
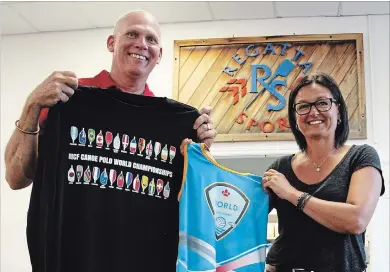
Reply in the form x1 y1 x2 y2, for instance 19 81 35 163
263 73 385 272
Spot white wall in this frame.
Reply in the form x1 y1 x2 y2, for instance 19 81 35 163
1 15 389 272
364 15 389 272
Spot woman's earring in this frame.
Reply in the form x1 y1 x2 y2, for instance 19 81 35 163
296 124 299 130
337 118 341 125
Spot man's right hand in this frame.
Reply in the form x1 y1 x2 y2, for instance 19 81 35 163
4 71 79 190
27 71 78 109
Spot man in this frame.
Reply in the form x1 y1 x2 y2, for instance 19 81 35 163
5 10 216 190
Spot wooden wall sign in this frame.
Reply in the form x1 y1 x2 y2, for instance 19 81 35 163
172 33 366 142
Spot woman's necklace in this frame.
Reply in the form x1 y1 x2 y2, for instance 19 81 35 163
305 147 337 172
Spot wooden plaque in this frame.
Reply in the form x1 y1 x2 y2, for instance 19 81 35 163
172 33 366 142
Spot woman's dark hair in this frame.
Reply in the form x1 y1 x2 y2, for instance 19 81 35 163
288 72 349 151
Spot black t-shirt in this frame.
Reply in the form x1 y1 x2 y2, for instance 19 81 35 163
27 86 199 272
265 144 385 272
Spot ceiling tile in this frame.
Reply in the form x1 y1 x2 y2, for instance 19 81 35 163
0 3 38 35
275 1 339 17
140 1 213 23
1 1 388 36
340 1 390 16
209 1 275 20
7 2 96 32
77 2 149 29
78 1 212 29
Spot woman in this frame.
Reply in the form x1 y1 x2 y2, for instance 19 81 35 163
263 73 385 272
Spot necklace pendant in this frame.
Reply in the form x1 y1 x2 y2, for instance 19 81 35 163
316 167 320 172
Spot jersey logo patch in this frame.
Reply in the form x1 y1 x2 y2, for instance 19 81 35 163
204 182 250 241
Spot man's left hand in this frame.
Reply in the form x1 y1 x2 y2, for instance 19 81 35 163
193 106 217 148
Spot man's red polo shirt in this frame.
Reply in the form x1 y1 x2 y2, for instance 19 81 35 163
39 70 155 126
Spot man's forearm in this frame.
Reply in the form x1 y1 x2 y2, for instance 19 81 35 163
5 101 41 190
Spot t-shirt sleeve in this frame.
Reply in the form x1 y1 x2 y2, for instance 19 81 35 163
266 158 283 172
351 144 385 196
38 108 49 133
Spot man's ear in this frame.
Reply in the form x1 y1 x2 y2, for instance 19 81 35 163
157 47 163 64
107 35 115 53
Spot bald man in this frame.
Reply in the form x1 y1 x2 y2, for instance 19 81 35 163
5 10 216 190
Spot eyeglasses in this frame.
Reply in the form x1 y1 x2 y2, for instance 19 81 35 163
293 98 338 115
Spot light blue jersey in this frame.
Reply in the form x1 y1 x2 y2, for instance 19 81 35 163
177 143 269 272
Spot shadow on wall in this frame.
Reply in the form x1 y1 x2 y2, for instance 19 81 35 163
217 156 283 176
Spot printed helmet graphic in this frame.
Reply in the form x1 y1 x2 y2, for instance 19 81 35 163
215 217 226 229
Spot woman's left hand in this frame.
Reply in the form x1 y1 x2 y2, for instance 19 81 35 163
263 169 298 200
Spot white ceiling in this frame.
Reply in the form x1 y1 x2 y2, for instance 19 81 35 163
0 1 389 36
